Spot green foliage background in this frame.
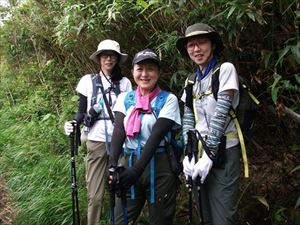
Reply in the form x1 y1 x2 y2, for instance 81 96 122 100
0 0 299 225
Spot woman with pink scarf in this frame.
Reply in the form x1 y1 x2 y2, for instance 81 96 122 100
108 49 181 225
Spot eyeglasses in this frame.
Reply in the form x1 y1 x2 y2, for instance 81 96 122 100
186 42 201 51
101 53 118 60
186 37 211 51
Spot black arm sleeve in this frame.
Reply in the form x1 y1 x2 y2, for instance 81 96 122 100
73 94 87 124
134 118 174 173
109 112 126 166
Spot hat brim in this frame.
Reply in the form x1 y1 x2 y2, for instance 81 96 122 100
176 32 224 57
132 56 160 66
89 50 128 65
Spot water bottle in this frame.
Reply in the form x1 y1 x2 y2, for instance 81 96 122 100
92 99 104 114
85 99 104 127
93 103 102 113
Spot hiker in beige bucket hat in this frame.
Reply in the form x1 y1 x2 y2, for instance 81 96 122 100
89 39 128 65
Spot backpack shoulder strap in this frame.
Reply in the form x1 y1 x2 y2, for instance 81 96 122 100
211 62 222 101
91 74 115 123
152 90 170 116
112 80 121 96
91 74 100 106
185 73 196 109
187 73 196 85
124 90 170 116
124 90 136 111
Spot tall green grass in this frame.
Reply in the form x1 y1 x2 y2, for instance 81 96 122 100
0 60 89 224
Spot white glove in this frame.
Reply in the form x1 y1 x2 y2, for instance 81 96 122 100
183 155 195 178
192 150 213 183
64 120 76 136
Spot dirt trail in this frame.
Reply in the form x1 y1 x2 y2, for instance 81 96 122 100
0 177 14 225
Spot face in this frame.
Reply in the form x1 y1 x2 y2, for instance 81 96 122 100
99 50 118 73
132 60 159 95
186 36 214 68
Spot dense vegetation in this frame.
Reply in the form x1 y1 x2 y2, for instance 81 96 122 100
0 0 299 225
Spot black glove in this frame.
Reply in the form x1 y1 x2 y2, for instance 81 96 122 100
119 166 142 190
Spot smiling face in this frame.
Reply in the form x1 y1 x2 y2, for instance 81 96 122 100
132 60 159 96
99 50 119 75
186 36 214 69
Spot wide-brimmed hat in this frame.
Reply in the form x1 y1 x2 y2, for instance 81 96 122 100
132 49 160 66
89 39 128 64
176 23 224 57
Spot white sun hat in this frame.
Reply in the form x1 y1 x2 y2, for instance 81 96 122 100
89 39 128 64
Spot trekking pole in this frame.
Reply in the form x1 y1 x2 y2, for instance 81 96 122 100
117 166 128 225
108 166 128 225
186 130 194 225
120 188 128 225
191 129 204 225
69 122 80 225
108 167 116 225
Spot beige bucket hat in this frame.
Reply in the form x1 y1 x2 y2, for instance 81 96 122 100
89 39 128 64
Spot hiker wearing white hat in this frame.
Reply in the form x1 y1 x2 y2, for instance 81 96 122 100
89 39 128 65
178 23 240 225
64 39 132 225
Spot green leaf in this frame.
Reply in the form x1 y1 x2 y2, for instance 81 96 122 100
76 21 85 36
227 6 236 19
41 113 52 122
290 165 300 174
274 207 286 222
270 74 282 104
295 196 300 209
137 0 149 9
291 45 300 65
71 95 79 102
237 11 245 20
275 46 291 67
263 51 272 69
295 74 300 84
246 12 256 21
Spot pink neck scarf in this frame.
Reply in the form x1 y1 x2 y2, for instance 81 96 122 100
125 86 161 137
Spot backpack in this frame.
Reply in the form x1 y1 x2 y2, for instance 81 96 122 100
186 64 260 132
185 63 260 177
91 74 120 107
83 74 121 127
88 74 120 124
124 90 184 175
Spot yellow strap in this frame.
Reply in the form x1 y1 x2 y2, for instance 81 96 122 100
193 98 203 159
229 110 249 178
194 89 213 100
193 98 199 124
198 140 202 159
248 91 260 105
188 79 194 85
242 84 260 105
225 132 238 139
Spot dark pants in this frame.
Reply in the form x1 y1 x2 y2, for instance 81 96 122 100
195 145 241 225
114 152 178 225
